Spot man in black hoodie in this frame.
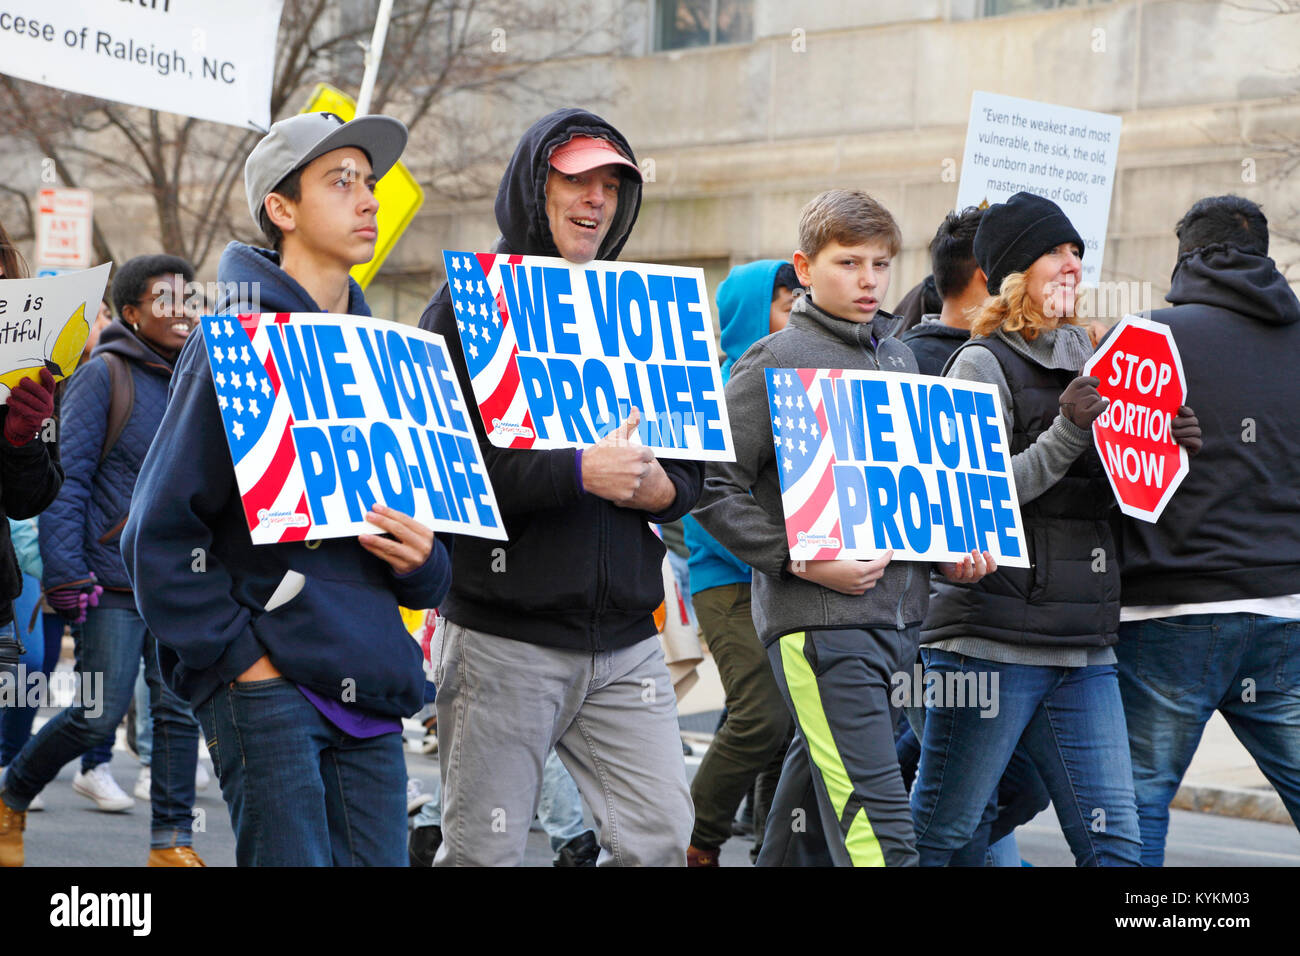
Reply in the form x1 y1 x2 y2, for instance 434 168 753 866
1115 195 1300 865
419 109 701 866
901 207 986 376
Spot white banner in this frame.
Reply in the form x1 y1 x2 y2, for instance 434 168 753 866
957 91 1122 287
0 1 284 130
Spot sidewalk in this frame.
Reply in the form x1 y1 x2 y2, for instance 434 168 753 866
676 652 1293 825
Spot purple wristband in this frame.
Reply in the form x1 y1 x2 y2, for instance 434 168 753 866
575 448 585 494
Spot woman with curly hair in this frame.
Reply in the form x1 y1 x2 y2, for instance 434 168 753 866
908 192 1201 867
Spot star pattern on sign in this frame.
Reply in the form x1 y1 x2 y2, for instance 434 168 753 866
445 253 508 378
768 369 821 483
203 316 278 461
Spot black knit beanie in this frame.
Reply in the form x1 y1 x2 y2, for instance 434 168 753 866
973 192 1085 295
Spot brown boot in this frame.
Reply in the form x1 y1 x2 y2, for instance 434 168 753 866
686 844 720 867
0 795 25 868
147 846 206 867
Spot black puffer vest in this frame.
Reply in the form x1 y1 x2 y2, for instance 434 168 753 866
921 336 1120 647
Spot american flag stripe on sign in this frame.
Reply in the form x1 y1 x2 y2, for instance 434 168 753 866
444 251 536 449
204 312 313 544
768 368 844 560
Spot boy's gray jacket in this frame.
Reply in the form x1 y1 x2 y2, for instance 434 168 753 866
692 295 931 646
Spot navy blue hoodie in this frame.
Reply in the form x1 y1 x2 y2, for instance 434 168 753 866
418 108 704 651
123 242 452 715
1120 244 1300 605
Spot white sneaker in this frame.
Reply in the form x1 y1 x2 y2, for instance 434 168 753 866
27 792 44 812
407 779 432 816
72 764 135 812
195 761 210 793
134 766 151 801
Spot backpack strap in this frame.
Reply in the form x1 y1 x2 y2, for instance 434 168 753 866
99 353 136 465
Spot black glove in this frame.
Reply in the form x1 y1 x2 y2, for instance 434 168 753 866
1058 375 1109 430
1172 405 1202 456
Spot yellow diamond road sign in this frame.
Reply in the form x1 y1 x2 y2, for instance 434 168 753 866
300 83 424 290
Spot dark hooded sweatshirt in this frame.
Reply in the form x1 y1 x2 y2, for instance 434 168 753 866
41 319 175 607
418 108 704 652
901 314 971 377
1119 244 1300 605
123 243 452 716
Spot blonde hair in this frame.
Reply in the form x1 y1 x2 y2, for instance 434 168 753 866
969 270 1088 342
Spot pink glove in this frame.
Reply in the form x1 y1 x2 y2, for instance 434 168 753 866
4 368 56 447
46 577 103 625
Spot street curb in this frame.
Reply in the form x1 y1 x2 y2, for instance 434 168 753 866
1171 783 1292 825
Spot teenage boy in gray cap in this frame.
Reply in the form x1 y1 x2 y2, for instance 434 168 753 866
123 112 454 866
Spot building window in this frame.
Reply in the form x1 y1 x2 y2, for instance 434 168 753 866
654 0 754 51
982 0 1114 15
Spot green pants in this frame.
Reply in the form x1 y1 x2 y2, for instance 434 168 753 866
689 583 792 853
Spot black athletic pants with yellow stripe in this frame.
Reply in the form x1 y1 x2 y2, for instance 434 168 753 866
756 626 920 867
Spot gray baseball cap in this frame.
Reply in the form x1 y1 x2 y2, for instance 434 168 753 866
244 111 408 225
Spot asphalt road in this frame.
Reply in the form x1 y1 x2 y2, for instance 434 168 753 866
9 732 1300 867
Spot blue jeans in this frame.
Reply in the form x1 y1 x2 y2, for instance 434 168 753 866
196 677 407 866
910 649 1141 867
1117 613 1300 866
0 606 198 848
135 661 152 765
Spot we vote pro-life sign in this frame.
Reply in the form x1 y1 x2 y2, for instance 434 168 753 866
442 252 734 461
203 313 505 546
767 369 1028 566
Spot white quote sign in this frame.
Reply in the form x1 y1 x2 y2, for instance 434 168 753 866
957 91 1122 286
0 1 284 130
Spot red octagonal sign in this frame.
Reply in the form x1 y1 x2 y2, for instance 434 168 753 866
1082 315 1189 523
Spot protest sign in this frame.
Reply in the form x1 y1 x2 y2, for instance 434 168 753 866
0 263 110 403
202 312 506 545
767 368 1028 566
957 91 1122 286
0 1 283 130
1082 315 1188 522
441 251 734 462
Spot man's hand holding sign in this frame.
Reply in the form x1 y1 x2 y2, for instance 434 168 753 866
582 406 677 512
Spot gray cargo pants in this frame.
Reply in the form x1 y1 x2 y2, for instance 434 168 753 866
431 619 693 866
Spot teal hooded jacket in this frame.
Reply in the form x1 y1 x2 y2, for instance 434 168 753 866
682 259 786 595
